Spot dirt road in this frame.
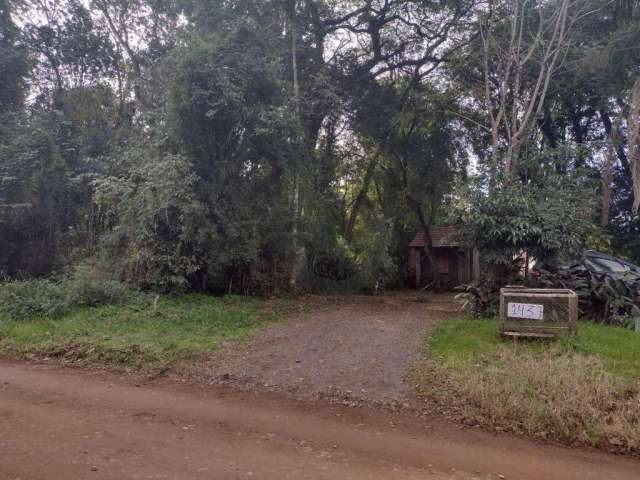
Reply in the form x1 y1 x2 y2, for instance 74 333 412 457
2 361 638 480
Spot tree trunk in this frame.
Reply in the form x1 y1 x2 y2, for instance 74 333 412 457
601 110 632 178
406 193 434 284
506 137 522 180
288 0 305 289
489 124 500 191
344 153 380 243
629 78 640 214
601 119 619 226
95 1 148 110
483 0 572 185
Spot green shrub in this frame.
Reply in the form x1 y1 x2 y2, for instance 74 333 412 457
457 262 640 328
65 264 144 307
455 259 525 317
0 266 146 320
455 281 501 317
538 266 640 328
300 247 368 294
455 177 597 268
92 153 214 293
0 279 70 319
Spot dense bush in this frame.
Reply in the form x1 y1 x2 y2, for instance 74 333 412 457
93 152 215 293
455 258 525 317
65 265 145 308
0 266 145 320
455 177 597 269
452 174 638 324
455 281 502 318
300 247 367 294
0 279 70 319
538 266 640 328
457 263 640 328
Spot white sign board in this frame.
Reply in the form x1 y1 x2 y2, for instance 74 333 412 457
507 302 544 320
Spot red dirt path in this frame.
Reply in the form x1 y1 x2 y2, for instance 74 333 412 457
2 360 639 480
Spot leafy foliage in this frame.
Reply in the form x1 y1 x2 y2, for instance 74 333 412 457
454 175 600 317
0 278 70 318
93 150 213 291
454 172 611 319
0 265 145 320
538 266 640 328
455 280 502 318
456 176 598 268
458 258 640 328
0 0 639 304
0 0 29 112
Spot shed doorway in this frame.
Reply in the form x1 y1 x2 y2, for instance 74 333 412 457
408 226 479 290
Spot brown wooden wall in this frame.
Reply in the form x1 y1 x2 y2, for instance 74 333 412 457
409 247 477 289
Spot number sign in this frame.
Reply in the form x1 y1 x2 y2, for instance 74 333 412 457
507 302 544 320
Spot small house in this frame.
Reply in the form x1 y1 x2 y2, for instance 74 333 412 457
408 225 479 289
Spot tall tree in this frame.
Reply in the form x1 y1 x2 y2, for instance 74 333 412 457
629 78 640 214
0 0 29 112
478 0 579 184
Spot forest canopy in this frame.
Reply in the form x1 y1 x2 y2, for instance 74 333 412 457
1 0 639 295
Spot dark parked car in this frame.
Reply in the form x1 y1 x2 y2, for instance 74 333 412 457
531 250 640 279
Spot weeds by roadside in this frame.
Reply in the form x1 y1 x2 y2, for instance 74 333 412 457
0 265 147 320
415 318 640 455
0 294 272 368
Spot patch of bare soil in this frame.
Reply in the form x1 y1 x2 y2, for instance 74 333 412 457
181 291 461 408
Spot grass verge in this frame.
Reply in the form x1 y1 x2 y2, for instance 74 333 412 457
416 318 640 455
0 294 273 368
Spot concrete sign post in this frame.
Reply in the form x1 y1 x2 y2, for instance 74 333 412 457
499 287 578 338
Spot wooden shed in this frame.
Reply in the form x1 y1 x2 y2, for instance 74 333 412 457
408 225 480 289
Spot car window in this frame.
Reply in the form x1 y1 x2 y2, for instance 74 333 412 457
587 257 629 273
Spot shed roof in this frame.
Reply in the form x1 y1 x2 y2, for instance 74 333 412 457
409 225 459 248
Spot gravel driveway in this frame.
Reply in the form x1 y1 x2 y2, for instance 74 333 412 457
187 292 461 406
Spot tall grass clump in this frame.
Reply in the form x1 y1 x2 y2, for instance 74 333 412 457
0 294 270 368
417 319 640 455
